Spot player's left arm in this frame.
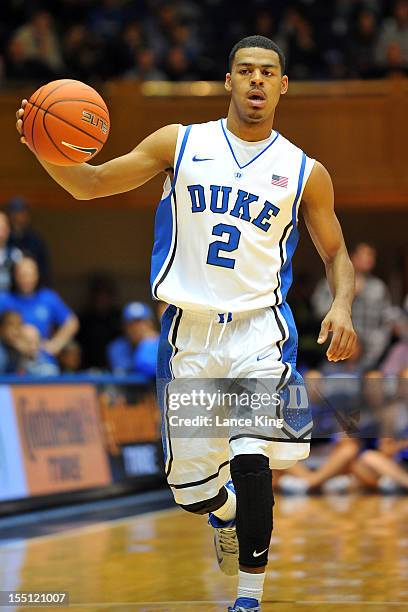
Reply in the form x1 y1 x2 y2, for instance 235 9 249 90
301 161 357 362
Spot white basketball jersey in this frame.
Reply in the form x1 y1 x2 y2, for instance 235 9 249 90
151 119 315 313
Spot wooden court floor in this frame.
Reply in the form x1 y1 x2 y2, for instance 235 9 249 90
1 494 408 611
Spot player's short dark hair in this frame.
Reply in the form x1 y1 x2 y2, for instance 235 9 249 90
229 35 286 74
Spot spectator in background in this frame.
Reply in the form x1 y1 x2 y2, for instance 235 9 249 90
59 340 82 373
347 9 380 78
381 305 408 375
5 196 50 285
125 48 166 81
376 0 408 69
278 7 324 79
312 242 392 370
19 323 59 376
163 45 197 81
78 273 121 369
116 21 145 75
62 23 102 82
356 369 408 492
0 256 79 361
11 10 64 78
107 302 159 379
0 211 21 293
0 310 24 374
380 40 408 77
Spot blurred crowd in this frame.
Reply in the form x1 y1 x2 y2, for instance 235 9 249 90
0 196 163 379
0 195 407 492
0 0 407 86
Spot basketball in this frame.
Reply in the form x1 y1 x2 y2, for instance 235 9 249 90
22 79 110 166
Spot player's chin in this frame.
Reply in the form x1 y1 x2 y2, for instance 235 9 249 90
244 109 266 123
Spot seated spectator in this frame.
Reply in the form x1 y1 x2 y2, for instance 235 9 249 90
0 256 79 362
0 310 24 374
107 302 159 378
347 9 380 78
62 24 102 82
0 211 21 292
19 324 59 376
12 10 64 77
376 0 408 68
125 48 166 81
59 341 82 373
5 196 50 285
354 369 408 492
163 45 198 81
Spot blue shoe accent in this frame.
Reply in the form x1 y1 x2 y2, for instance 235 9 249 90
228 597 260 611
208 513 235 528
225 478 235 495
208 479 236 528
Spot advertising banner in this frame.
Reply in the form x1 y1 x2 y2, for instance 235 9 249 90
99 390 163 480
11 385 112 496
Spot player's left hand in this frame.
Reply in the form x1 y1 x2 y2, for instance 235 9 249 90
317 305 357 362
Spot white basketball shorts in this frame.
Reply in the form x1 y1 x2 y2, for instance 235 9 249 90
157 304 312 506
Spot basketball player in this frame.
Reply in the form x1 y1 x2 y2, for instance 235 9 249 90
16 36 356 612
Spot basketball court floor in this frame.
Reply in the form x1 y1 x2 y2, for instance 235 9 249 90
1 493 408 611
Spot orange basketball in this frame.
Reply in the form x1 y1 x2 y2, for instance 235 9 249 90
23 79 110 166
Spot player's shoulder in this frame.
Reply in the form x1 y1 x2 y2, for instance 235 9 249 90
179 118 221 136
276 131 311 160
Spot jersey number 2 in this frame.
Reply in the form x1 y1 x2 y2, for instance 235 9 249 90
206 224 241 269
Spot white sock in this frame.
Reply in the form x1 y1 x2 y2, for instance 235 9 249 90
237 570 266 602
212 485 236 522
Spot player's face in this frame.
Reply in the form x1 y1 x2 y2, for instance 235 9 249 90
225 47 288 124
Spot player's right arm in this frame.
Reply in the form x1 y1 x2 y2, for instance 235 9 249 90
16 100 179 200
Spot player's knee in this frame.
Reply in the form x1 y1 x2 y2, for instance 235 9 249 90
178 487 228 515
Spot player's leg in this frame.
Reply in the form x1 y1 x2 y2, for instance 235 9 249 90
226 306 311 611
157 306 239 574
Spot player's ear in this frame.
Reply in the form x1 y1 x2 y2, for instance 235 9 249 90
281 75 288 95
225 72 232 92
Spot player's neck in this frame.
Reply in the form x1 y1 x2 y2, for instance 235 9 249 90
226 109 275 142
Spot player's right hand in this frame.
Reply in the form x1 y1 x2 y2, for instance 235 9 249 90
16 99 28 145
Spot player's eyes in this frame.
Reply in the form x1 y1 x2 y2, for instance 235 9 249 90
239 69 250 75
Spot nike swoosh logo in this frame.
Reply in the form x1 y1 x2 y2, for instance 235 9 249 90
253 548 268 558
257 351 275 362
192 155 214 162
62 141 98 156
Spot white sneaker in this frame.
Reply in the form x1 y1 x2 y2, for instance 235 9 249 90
277 475 309 494
323 475 353 493
209 480 238 576
378 475 400 493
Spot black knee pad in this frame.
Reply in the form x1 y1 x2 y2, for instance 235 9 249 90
179 487 227 515
230 453 274 568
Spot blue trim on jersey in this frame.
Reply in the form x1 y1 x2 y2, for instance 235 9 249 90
170 125 192 197
279 152 307 301
220 119 280 170
156 305 179 470
150 126 192 298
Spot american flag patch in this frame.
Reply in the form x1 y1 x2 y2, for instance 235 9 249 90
271 174 288 188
